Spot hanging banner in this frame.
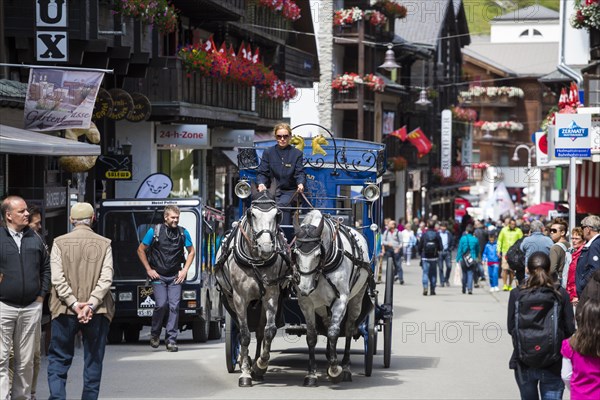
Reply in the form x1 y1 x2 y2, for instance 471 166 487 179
407 127 432 158
135 173 173 198
440 109 452 177
24 68 104 131
389 125 407 141
462 123 473 167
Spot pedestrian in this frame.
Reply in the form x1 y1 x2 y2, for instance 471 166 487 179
46 202 114 400
455 224 479 295
577 269 600 320
520 220 553 269
137 205 196 352
549 218 570 285
0 196 50 400
437 222 455 287
381 219 403 284
566 227 585 305
575 215 600 297
498 218 523 291
401 222 416 266
508 252 575 400
256 122 306 227
418 220 442 295
483 233 500 292
561 298 600 400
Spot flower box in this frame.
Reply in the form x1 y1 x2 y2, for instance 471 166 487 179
496 128 510 140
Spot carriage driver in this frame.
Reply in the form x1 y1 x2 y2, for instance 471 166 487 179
257 123 306 227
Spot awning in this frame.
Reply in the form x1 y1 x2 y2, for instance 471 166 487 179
0 124 101 156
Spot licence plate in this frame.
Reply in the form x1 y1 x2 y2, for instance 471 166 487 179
137 285 156 317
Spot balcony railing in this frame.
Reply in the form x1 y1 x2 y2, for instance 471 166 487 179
123 59 253 112
244 1 291 42
332 88 374 104
256 97 283 120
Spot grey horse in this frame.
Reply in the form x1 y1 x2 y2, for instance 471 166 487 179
292 210 372 386
215 187 291 387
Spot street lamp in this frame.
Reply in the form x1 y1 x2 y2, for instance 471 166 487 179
512 145 536 206
378 44 400 71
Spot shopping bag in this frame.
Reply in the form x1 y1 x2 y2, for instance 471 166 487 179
452 262 462 286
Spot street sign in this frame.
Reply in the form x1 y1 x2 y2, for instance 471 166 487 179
554 114 592 158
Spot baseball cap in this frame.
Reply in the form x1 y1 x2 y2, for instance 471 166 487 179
71 202 94 220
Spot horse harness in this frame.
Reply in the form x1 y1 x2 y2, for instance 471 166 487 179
214 198 291 298
293 215 371 298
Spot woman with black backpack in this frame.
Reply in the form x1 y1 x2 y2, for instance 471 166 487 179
507 252 576 400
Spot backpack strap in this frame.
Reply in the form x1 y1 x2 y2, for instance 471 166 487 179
554 242 568 253
153 224 161 244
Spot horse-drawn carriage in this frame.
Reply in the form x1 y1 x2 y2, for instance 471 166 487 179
215 124 394 386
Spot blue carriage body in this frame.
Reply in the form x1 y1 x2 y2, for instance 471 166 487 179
237 136 386 262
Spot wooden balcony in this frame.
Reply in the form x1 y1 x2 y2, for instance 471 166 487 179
123 59 254 120
256 97 283 121
332 88 374 109
283 46 318 88
459 95 518 108
173 0 245 21
334 20 393 43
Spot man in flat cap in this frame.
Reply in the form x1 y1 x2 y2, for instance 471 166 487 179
0 195 50 400
47 202 114 400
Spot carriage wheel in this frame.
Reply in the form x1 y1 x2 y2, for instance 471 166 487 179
383 257 394 368
363 303 375 377
225 311 240 373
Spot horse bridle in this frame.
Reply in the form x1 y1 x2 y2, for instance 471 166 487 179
243 198 281 250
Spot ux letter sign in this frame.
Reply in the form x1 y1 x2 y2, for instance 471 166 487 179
36 0 68 62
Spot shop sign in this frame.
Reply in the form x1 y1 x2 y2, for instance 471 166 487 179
93 88 113 120
440 109 452 177
108 89 134 121
36 0 68 62
156 124 209 148
210 128 253 148
45 186 67 209
126 93 152 122
96 155 133 180
461 123 473 167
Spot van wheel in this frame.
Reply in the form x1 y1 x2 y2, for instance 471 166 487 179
124 325 141 343
108 325 123 344
192 319 208 343
208 320 222 340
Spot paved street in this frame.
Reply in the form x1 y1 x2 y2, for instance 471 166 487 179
33 258 530 399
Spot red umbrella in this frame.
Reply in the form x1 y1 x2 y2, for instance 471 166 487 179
524 201 556 216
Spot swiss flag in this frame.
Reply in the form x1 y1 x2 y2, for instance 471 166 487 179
218 41 227 54
204 35 216 53
238 41 247 59
252 47 260 64
576 160 600 214
407 127 432 158
389 126 408 141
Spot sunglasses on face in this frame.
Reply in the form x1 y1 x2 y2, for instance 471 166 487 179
550 229 560 234
276 135 290 140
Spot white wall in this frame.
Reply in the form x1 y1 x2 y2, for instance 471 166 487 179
490 23 560 43
115 121 156 198
559 0 590 65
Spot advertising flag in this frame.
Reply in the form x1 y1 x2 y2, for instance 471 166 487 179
407 127 432 158
389 125 407 141
24 68 104 131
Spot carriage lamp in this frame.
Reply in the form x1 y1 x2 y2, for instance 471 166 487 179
369 223 379 232
362 183 380 202
182 290 197 300
235 180 251 199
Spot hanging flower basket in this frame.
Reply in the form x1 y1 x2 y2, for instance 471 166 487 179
113 0 179 34
373 0 408 18
258 0 302 22
571 0 600 30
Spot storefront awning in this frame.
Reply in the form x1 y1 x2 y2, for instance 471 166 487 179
0 124 101 156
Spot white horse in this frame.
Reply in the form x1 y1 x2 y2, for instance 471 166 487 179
215 188 291 387
292 210 372 386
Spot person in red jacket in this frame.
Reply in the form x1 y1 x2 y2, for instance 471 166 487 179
567 227 586 305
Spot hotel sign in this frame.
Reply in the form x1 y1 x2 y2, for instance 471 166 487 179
36 0 68 62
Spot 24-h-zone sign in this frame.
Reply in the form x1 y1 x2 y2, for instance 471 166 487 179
555 114 592 158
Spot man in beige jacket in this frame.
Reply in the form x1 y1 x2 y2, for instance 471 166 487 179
47 202 114 400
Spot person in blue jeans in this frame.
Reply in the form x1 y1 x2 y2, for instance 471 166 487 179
137 205 196 352
437 222 455 287
418 221 443 295
381 219 404 284
483 233 500 292
456 224 479 294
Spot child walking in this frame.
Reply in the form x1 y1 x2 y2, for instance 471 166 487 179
561 298 600 400
483 233 500 292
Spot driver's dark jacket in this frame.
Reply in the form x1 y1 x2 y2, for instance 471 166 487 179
0 226 50 307
256 145 306 191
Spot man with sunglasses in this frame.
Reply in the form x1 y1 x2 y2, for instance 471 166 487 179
575 215 600 297
257 123 306 227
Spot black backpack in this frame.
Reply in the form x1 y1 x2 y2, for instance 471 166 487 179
506 238 525 272
514 287 563 369
422 232 438 258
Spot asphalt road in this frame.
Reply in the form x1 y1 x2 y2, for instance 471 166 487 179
33 258 532 399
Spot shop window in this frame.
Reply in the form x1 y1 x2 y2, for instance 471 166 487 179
158 149 201 197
